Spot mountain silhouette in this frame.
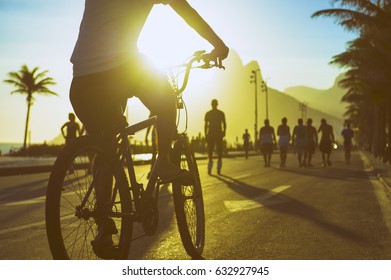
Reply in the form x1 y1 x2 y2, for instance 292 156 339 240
284 74 347 118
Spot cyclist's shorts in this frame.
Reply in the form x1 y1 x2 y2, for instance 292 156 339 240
70 54 174 135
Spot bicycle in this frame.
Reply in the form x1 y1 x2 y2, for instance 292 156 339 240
45 51 225 259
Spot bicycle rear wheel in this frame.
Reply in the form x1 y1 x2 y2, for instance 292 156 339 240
45 136 132 259
172 137 205 258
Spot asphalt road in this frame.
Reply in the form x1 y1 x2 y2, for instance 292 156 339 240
1 149 391 260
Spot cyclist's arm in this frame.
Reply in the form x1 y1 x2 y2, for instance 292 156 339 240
169 0 229 58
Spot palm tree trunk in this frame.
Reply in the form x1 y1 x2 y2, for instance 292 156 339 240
23 98 32 154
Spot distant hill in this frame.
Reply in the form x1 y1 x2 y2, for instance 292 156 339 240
284 74 348 118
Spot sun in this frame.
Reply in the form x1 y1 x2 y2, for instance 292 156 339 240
136 5 217 119
138 5 211 69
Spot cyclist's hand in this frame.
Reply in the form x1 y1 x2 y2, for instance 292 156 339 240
210 44 229 60
209 44 229 67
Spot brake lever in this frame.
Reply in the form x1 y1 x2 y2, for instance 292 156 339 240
215 57 225 70
199 57 225 70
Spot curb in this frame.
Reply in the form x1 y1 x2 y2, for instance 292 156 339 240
0 152 257 177
360 150 391 193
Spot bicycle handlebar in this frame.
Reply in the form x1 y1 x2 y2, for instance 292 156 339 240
175 50 225 95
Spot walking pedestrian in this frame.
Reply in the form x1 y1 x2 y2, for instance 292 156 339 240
259 119 276 167
242 129 251 159
277 117 290 167
292 118 307 167
318 119 335 167
205 99 226 174
305 118 318 167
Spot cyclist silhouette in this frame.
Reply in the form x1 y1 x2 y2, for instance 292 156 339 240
69 0 229 258
205 99 226 174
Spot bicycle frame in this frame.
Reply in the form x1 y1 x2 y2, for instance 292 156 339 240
117 116 159 219
107 51 223 219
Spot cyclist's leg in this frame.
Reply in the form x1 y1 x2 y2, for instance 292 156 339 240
70 68 127 255
125 55 192 184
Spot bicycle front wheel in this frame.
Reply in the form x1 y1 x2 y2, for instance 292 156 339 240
45 136 132 259
172 137 205 258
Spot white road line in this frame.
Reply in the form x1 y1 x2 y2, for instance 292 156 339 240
0 220 46 236
224 185 292 213
2 196 46 207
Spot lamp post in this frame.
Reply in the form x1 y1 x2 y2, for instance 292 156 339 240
261 79 269 120
299 102 308 121
250 69 260 146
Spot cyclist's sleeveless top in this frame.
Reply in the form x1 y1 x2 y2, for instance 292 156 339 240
71 0 173 77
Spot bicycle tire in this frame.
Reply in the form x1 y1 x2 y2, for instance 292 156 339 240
45 136 132 259
172 137 205 258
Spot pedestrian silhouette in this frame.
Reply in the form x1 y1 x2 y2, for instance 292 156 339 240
318 118 335 167
61 113 82 144
277 117 291 167
341 121 354 165
305 118 318 167
242 129 251 159
292 118 308 167
259 119 276 167
205 99 226 174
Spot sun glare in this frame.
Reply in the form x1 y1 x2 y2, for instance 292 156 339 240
138 6 211 69
136 5 217 122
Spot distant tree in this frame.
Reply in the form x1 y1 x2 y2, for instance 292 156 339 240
3 65 58 152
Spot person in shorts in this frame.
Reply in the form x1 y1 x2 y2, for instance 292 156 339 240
292 118 307 167
204 99 226 174
260 119 276 167
277 117 290 167
318 119 335 167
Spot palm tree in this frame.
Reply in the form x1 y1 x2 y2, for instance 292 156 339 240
3 65 58 152
312 0 391 155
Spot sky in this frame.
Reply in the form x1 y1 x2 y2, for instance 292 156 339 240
0 0 356 144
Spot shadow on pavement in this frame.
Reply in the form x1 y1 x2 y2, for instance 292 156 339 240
211 174 370 245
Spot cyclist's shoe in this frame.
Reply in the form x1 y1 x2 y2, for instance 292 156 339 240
92 218 118 259
159 165 194 186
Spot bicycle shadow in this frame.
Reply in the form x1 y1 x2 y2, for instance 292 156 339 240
210 173 369 245
126 182 203 260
